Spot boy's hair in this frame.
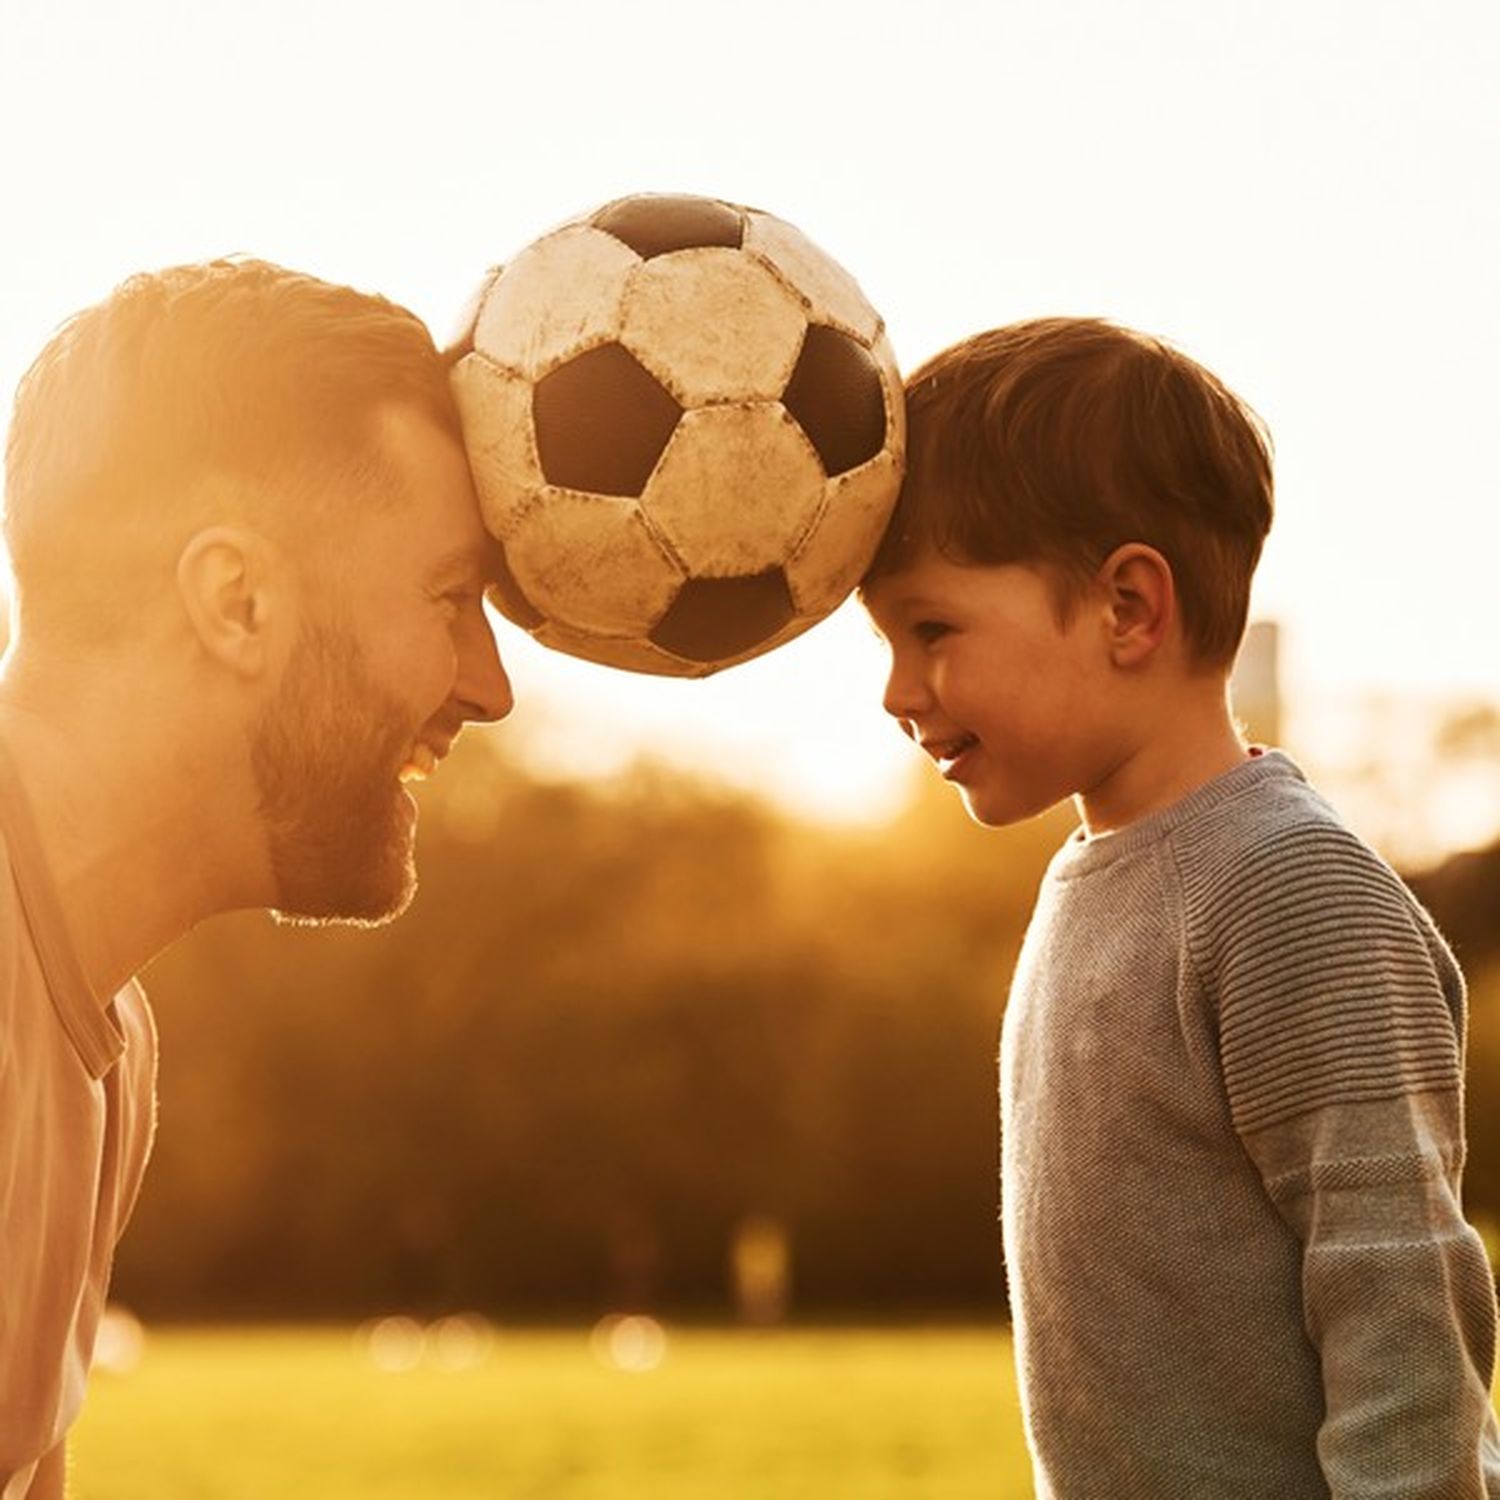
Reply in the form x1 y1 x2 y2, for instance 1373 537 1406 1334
868 318 1274 670
3 257 459 643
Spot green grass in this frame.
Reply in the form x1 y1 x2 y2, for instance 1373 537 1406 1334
68 1324 1034 1499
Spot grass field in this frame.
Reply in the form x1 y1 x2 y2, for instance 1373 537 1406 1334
68 1324 1035 1499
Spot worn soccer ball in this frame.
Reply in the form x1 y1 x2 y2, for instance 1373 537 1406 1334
449 192 905 677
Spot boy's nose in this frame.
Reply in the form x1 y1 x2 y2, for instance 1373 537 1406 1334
881 657 931 725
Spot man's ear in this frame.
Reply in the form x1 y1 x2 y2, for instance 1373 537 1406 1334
175 527 280 677
1096 543 1175 668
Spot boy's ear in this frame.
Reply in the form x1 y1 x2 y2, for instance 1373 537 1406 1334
1096 543 1175 668
175 526 282 678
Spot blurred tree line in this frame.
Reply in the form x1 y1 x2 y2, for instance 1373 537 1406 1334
112 731 1500 1321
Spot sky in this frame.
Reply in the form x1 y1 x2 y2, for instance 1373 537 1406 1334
1 0 1496 834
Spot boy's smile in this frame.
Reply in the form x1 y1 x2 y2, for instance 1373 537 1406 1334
863 549 1121 828
925 730 981 779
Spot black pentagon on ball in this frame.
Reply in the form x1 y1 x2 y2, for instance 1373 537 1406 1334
485 544 546 630
533 342 683 497
781 324 887 478
593 194 744 259
650 569 795 663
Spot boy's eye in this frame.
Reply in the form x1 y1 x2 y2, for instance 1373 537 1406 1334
912 620 952 644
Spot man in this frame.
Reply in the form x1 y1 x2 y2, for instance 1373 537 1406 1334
0 259 513 1496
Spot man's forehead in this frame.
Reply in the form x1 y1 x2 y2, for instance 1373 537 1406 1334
372 401 471 485
370 401 489 541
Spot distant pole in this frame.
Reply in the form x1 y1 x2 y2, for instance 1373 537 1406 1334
731 1214 791 1326
1231 620 1282 748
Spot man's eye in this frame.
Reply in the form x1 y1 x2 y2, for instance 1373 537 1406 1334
438 587 481 616
913 620 952 644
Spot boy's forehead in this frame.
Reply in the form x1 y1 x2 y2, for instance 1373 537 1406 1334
862 549 960 609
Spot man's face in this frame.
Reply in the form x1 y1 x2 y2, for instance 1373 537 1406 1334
252 406 513 924
863 549 1122 827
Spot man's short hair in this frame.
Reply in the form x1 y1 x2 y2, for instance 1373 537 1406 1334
867 317 1274 670
3 257 459 642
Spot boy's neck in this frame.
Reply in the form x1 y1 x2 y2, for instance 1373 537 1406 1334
1075 680 1251 838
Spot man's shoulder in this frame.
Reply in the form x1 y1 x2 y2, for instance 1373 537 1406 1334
0 824 22 957
0 828 29 1019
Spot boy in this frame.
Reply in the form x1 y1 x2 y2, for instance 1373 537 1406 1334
861 318 1500 1496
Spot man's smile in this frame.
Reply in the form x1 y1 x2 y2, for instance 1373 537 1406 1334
399 740 445 783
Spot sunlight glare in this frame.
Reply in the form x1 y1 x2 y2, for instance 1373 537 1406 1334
428 1313 496 1371
91 1304 146 1375
590 1313 668 1373
360 1315 426 1373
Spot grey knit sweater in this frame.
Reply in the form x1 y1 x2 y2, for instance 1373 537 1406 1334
1001 750 1500 1498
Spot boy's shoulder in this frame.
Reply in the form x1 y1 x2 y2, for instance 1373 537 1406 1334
1168 751 1455 981
1170 751 1374 880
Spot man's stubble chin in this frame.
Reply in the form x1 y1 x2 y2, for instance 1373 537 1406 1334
250 623 423 928
267 828 417 929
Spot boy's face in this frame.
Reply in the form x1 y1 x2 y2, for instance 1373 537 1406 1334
863 549 1125 827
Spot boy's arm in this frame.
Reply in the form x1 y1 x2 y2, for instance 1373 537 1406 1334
1204 824 1500 1498
1242 1093 1499 1497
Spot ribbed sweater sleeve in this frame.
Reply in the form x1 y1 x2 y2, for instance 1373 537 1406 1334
1180 813 1500 1497
1192 820 1463 1132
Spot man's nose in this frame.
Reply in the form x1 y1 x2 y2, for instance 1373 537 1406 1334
456 608 515 724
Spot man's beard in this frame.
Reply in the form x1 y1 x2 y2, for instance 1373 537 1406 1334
250 620 421 926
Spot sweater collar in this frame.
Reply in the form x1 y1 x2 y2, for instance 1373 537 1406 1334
1050 748 1306 879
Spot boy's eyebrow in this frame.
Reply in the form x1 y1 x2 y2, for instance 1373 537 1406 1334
862 589 942 640
875 590 943 615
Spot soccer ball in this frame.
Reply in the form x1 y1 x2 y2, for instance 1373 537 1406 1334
449 192 905 677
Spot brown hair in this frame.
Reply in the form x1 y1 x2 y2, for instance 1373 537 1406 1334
4 257 459 641
868 317 1274 669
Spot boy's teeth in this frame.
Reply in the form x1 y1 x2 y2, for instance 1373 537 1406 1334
939 736 976 766
399 743 438 782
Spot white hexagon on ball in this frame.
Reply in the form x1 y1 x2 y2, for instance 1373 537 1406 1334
744 212 883 347
473 225 639 379
505 490 683 637
786 448 904 616
872 330 907 457
534 621 701 679
641 404 826 577
449 356 544 538
619 248 808 406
